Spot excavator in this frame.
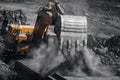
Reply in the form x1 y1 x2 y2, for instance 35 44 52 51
0 1 87 79
4 0 87 57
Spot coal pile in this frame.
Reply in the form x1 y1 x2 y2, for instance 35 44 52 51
0 8 27 35
0 60 16 80
0 9 27 24
88 35 120 76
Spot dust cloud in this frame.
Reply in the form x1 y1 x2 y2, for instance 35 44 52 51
82 47 115 76
83 47 101 72
28 37 62 76
28 37 115 77
57 46 115 77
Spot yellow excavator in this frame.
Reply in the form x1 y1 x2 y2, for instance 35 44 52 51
4 0 87 55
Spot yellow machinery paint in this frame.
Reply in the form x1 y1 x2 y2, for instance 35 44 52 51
5 24 34 53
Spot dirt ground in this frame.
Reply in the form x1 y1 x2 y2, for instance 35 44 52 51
0 0 120 79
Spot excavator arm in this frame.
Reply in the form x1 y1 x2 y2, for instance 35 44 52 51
32 9 52 44
32 0 64 44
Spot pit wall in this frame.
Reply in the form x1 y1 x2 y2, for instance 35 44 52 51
0 0 25 2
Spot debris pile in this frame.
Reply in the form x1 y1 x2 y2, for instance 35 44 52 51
0 9 27 24
0 60 16 80
0 8 27 35
88 35 120 76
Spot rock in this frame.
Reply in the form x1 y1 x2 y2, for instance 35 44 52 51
0 60 15 80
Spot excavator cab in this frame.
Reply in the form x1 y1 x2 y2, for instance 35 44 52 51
5 23 34 54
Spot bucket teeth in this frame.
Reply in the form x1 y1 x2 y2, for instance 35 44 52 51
75 40 80 52
60 38 63 50
68 39 72 50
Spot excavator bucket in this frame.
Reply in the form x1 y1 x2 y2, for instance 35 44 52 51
60 15 87 50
